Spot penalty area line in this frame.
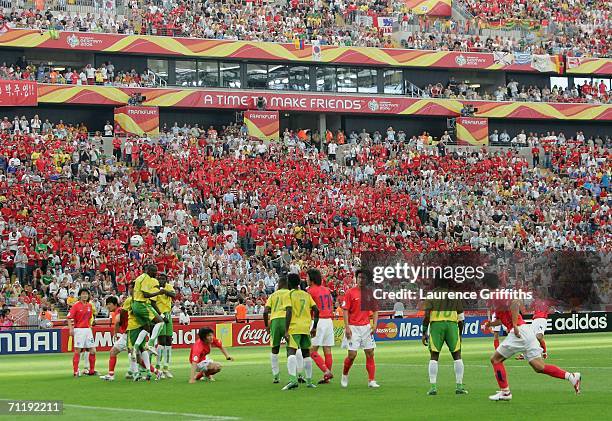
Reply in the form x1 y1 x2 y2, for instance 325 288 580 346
63 403 240 420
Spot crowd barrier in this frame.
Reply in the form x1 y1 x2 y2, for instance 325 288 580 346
1 313 609 355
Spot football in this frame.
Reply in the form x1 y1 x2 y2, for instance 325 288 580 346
129 235 144 247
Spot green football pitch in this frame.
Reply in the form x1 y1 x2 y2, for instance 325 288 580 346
1 333 611 421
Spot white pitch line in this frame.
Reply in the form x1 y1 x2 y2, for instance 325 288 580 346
64 404 240 420
376 363 612 369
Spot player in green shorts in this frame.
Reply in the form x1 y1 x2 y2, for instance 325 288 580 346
422 282 467 395
131 265 166 351
123 290 156 381
152 273 176 378
282 273 319 390
264 276 290 383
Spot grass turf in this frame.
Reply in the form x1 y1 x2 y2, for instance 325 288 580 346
1 333 611 420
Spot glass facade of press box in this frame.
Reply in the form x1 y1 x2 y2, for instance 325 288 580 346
148 58 417 94
384 69 403 94
176 60 197 86
197 61 219 87
268 65 290 90
220 62 241 88
247 64 268 89
147 58 169 79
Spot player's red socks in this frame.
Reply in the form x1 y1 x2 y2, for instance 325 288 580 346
493 337 500 349
311 352 328 373
88 353 96 374
72 352 80 373
492 362 508 389
542 365 566 379
324 353 333 371
365 356 376 381
109 355 117 375
195 372 204 381
343 357 354 375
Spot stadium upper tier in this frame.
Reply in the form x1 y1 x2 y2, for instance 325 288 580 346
0 28 611 77
0 0 610 58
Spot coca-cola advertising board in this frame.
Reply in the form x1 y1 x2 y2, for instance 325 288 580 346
232 320 347 347
232 321 271 346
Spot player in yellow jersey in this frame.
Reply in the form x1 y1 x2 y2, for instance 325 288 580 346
422 279 467 396
151 273 176 378
132 264 166 351
264 276 290 383
282 273 319 390
124 283 159 381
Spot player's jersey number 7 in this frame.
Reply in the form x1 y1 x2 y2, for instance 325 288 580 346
296 299 306 317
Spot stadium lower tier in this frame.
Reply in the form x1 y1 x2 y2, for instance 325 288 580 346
2 104 612 140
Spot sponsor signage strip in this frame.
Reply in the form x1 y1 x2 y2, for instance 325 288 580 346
543 312 610 335
375 316 491 341
0 329 62 354
0 29 563 73
1 313 608 354
36 85 612 121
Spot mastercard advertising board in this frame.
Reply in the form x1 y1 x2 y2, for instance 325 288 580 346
374 317 492 341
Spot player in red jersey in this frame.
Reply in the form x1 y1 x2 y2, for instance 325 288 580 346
485 303 506 351
67 288 97 377
189 327 234 384
340 269 379 388
307 268 334 384
100 296 129 381
485 297 581 401
530 289 555 358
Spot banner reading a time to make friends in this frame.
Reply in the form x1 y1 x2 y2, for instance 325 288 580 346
36 85 612 121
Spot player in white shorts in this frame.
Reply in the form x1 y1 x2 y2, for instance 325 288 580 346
73 327 95 349
486 298 581 401
341 324 377 351
340 270 379 388
100 296 129 381
67 288 97 377
307 269 334 384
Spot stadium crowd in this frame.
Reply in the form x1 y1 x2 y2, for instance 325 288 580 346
0 115 610 327
1 0 610 56
422 78 612 104
0 60 161 88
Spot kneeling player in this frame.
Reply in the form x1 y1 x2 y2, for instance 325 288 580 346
486 298 581 401
189 327 234 383
282 273 319 390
